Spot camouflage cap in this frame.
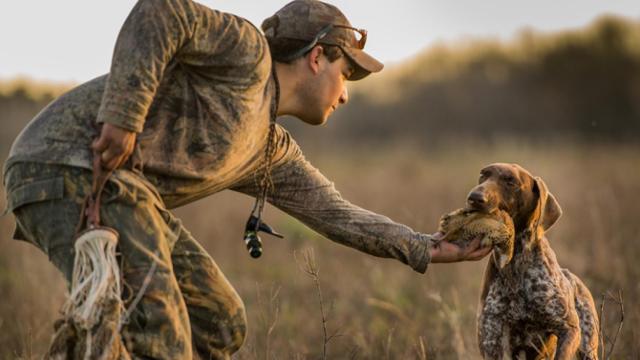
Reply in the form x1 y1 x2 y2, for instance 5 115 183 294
262 0 383 80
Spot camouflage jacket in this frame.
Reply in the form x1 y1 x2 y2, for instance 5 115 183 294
4 0 431 273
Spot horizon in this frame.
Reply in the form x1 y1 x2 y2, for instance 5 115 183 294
1 0 639 83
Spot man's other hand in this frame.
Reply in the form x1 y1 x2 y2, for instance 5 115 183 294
92 123 137 170
429 235 492 263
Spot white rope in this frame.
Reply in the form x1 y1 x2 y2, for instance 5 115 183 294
62 227 123 358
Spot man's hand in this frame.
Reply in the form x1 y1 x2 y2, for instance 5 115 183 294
429 234 492 263
92 123 137 170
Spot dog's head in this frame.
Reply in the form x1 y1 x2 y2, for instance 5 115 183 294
466 163 562 248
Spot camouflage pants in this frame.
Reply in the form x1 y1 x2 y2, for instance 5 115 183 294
3 162 247 359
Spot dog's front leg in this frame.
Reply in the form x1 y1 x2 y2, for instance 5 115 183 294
553 323 581 360
478 285 507 359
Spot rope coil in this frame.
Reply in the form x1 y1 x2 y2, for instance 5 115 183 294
47 150 129 359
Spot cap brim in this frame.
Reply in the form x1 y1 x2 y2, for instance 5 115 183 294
341 47 384 81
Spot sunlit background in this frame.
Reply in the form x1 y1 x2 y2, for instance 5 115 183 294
1 0 639 82
1 1 639 358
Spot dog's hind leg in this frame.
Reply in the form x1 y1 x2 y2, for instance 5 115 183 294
563 270 599 359
553 322 581 360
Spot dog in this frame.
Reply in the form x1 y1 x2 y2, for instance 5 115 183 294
464 163 599 359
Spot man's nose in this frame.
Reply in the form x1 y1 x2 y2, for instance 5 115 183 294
339 86 349 105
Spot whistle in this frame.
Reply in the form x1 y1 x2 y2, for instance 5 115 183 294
243 215 284 258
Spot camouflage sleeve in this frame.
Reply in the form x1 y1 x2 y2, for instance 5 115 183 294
97 0 266 132
234 127 433 273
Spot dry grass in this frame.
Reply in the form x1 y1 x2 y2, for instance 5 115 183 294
1 140 638 359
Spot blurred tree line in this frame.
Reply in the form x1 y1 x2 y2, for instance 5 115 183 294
0 81 61 153
2 15 639 150
288 15 640 146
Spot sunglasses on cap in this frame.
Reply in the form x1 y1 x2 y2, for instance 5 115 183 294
281 24 368 62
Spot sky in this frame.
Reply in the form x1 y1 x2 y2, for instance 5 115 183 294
1 0 639 83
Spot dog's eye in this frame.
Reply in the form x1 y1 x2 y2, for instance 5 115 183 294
503 175 517 185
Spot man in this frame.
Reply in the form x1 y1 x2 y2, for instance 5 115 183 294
3 0 490 358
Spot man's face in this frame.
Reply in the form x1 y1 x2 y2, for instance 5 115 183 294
298 51 354 125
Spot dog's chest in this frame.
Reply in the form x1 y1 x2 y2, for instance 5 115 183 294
494 251 567 325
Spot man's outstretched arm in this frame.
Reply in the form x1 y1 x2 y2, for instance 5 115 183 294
232 127 490 272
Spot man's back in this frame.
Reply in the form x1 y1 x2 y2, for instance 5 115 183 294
7 0 276 208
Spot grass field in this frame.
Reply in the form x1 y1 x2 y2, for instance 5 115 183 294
1 138 638 359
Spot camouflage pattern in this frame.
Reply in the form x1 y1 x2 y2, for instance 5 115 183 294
3 0 432 357
6 0 272 209
5 0 431 274
5 163 246 359
263 0 358 44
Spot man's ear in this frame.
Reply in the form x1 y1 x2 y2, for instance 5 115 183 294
531 176 563 231
306 45 324 75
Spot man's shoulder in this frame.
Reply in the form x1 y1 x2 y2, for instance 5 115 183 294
201 11 272 87
272 123 304 166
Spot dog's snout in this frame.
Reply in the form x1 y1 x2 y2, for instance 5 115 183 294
467 190 487 207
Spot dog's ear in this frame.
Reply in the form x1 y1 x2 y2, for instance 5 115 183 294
530 177 562 231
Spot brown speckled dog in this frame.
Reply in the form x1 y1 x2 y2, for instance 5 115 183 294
468 163 599 359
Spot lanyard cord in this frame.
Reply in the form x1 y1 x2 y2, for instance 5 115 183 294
250 64 280 229
75 150 114 234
